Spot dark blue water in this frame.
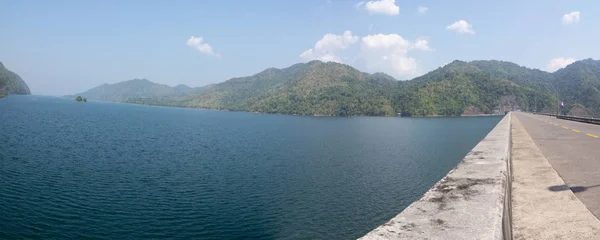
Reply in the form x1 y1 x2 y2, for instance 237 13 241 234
0 95 501 239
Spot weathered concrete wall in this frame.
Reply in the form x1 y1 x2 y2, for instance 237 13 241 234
359 113 512 240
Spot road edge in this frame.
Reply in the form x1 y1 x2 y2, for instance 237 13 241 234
511 114 600 239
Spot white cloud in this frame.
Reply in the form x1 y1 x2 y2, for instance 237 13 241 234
446 20 475 35
186 36 220 58
300 31 433 78
362 34 410 49
413 39 432 51
300 30 359 63
547 57 576 72
418 6 428 14
361 0 399 16
562 11 580 25
360 34 431 77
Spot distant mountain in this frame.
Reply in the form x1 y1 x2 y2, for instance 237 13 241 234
469 60 556 93
182 61 399 116
67 79 193 102
173 84 193 94
397 60 557 116
552 59 600 116
71 58 600 117
0 61 31 98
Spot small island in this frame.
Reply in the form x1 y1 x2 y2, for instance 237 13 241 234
75 96 87 102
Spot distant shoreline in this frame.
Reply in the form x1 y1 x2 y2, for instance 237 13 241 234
17 95 506 118
409 113 505 118
87 97 507 118
57 95 507 118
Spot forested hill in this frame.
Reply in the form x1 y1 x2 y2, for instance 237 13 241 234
73 59 600 117
552 59 600 117
396 60 558 116
179 60 399 116
0 61 31 98
67 79 198 102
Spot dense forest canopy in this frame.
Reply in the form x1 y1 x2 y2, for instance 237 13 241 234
70 59 600 117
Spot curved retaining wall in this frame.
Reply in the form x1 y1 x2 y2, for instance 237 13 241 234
359 113 512 240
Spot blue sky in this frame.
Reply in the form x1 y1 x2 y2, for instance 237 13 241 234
1 0 598 95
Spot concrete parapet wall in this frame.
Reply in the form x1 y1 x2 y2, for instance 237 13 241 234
359 113 512 240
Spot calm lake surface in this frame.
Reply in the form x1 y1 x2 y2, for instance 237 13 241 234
0 95 501 239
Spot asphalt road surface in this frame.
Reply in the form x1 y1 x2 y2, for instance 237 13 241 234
514 112 600 219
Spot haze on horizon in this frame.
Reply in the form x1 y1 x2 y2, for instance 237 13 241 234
1 0 598 96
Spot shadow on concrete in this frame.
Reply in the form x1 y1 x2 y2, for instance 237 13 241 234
548 184 600 193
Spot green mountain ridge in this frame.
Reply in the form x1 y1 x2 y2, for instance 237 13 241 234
180 60 399 116
396 59 558 116
72 59 600 117
553 59 600 117
0 61 31 98
67 79 197 102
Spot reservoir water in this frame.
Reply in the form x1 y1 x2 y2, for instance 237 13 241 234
0 95 501 239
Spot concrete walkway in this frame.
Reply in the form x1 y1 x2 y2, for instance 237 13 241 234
511 115 600 239
514 112 600 218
